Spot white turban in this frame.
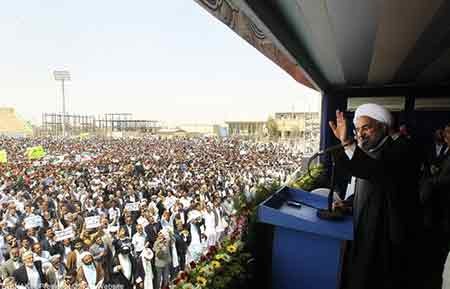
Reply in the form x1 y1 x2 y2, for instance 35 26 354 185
80 251 92 260
353 103 393 127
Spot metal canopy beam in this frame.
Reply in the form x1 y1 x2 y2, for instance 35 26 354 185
328 84 450 98
245 0 329 91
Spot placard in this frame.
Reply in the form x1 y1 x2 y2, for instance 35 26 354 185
55 227 75 241
24 216 43 229
85 215 101 229
125 202 140 212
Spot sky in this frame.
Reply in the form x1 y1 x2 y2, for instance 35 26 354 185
0 0 321 125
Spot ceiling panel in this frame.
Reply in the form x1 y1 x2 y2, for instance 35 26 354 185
368 0 443 84
325 0 379 85
393 1 450 83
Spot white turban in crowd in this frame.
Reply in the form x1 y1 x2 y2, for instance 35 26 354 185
80 251 93 261
353 103 393 127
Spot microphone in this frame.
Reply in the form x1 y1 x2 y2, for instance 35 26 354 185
307 139 355 221
316 140 354 155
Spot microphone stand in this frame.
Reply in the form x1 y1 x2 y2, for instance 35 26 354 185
307 147 345 221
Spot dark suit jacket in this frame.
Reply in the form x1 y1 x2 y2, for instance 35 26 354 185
428 143 448 165
423 151 450 230
40 238 60 256
174 230 190 256
144 223 161 248
121 224 136 238
13 261 47 287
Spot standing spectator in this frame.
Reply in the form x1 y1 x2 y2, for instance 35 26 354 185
173 221 190 271
45 254 67 288
40 228 59 256
135 247 154 289
0 247 21 280
90 234 107 268
132 224 147 257
110 243 135 289
65 239 84 273
153 232 171 289
422 124 450 288
31 243 51 268
121 215 136 239
13 251 47 289
76 252 104 289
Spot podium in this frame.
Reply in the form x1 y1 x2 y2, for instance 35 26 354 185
258 186 353 289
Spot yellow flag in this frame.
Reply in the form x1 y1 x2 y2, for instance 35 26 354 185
26 146 46 160
0 150 7 163
79 132 90 140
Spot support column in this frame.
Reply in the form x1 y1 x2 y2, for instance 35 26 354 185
320 93 347 150
319 92 347 169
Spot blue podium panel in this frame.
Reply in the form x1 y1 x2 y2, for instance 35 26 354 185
258 187 353 289
273 227 344 289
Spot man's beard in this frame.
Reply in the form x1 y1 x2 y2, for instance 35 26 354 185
358 130 386 151
83 262 95 269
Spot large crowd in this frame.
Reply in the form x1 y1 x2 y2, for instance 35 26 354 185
0 136 303 289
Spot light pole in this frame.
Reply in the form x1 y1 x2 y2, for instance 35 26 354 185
53 70 71 136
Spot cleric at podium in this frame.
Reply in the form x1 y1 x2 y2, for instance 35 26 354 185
329 104 422 289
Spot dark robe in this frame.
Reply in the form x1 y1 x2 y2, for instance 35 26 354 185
108 253 135 289
144 223 162 249
335 135 422 289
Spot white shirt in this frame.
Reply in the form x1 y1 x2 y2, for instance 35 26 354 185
132 232 147 253
25 265 41 289
436 143 444 157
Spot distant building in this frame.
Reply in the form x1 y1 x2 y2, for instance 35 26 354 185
226 121 266 137
0 108 33 137
274 112 320 139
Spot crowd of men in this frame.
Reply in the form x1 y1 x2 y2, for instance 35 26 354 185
0 136 302 289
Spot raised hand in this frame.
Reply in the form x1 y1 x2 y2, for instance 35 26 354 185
328 110 350 144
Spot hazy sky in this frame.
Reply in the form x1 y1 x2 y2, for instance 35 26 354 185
0 0 321 125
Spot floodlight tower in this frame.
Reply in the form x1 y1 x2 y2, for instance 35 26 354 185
53 70 71 136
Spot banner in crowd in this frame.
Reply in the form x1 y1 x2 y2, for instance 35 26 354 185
85 215 101 229
125 202 140 211
24 215 43 229
0 150 7 163
55 227 75 241
26 146 46 160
